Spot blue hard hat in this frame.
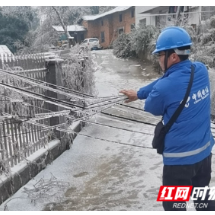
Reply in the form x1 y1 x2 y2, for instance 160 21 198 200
152 26 192 54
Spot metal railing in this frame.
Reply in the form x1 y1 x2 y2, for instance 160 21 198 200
0 54 49 170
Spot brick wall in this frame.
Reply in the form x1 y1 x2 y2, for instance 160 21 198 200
99 17 110 48
111 8 135 42
82 7 135 48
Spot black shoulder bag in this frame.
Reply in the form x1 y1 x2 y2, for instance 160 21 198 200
152 65 195 154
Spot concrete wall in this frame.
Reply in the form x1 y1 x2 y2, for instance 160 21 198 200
187 6 201 26
135 6 157 27
0 120 82 205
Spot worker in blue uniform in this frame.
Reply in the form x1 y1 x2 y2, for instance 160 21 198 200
120 26 215 211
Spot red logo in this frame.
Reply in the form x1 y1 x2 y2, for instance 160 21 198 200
157 186 193 201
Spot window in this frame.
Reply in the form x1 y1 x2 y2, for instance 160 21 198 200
89 38 99 42
131 23 135 30
101 20 103 26
139 18 146 25
155 16 160 27
118 27 124 35
83 39 88 43
101 32 105 43
131 9 134 18
119 14 122 22
80 34 84 41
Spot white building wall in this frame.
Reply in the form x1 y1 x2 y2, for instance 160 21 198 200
135 6 156 27
187 6 201 26
135 6 201 28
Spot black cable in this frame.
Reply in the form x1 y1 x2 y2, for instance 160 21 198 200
20 104 52 113
86 96 126 107
0 128 48 139
79 133 154 150
0 100 21 102
85 97 126 109
0 69 94 98
117 103 215 127
0 102 52 114
6 98 53 113
100 111 157 126
79 133 215 155
0 82 84 109
1 124 214 155
83 120 153 136
116 102 144 111
0 69 134 101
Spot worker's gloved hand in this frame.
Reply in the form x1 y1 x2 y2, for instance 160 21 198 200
119 89 138 103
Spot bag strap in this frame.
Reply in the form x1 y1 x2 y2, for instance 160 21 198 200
165 64 195 132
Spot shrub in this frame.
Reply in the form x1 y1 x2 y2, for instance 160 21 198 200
112 24 158 59
130 24 158 58
112 33 133 58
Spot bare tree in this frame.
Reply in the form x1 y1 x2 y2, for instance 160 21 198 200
99 6 116 14
51 7 71 39
38 6 93 49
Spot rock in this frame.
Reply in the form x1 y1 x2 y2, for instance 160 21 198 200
129 65 142 76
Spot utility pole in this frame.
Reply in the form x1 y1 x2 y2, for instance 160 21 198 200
175 6 182 26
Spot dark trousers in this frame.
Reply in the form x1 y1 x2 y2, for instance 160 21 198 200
162 153 215 211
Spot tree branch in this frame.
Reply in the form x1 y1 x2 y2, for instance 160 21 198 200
52 6 71 39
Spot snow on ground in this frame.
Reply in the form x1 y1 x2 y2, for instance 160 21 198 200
0 49 214 211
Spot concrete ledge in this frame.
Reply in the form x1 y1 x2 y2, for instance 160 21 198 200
0 121 82 204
